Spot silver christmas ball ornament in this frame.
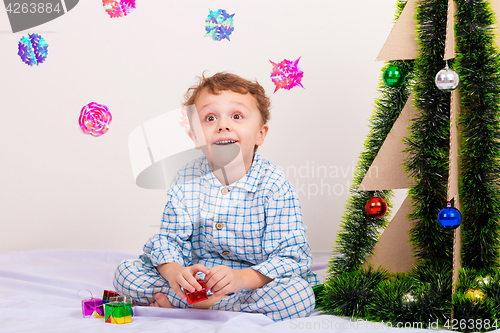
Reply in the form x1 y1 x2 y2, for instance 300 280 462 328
402 293 415 303
435 65 460 92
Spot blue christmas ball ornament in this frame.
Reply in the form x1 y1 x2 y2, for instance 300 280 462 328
437 202 462 230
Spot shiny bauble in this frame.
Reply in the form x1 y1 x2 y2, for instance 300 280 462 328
435 66 460 92
465 289 485 304
383 65 406 87
402 293 415 303
365 197 388 218
437 205 462 230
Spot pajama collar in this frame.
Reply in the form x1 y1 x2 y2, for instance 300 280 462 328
200 153 263 193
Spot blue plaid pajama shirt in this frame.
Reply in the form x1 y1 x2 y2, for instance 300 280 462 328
114 153 319 320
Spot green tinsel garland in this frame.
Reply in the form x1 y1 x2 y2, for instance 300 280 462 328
404 0 453 264
366 260 451 328
452 269 500 332
320 266 389 318
451 0 500 328
320 260 452 326
455 0 500 271
328 0 413 274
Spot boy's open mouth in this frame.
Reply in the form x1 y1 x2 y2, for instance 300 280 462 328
214 140 238 146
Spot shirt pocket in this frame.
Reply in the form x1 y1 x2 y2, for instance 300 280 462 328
229 204 266 264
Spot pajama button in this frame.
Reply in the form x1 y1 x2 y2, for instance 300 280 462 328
215 222 224 230
221 251 230 256
221 187 229 195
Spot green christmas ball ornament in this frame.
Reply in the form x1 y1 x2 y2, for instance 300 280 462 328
383 65 406 87
312 284 325 308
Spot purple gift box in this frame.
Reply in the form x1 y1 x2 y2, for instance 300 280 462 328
82 298 104 318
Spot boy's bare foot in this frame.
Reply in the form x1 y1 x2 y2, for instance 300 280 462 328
150 292 174 308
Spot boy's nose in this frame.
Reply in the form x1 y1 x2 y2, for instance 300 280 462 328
217 121 231 132
217 125 230 132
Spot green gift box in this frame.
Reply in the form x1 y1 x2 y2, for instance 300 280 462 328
104 302 132 324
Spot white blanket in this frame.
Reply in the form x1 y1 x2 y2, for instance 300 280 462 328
0 249 454 332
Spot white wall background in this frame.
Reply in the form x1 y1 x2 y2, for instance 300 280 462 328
0 0 398 253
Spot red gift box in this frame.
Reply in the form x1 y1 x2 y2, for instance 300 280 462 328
103 290 120 303
185 280 208 305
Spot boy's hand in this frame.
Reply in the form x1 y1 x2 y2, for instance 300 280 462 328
204 265 244 297
205 266 273 297
156 263 210 302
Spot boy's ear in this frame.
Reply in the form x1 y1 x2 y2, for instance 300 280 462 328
255 124 269 147
188 130 201 150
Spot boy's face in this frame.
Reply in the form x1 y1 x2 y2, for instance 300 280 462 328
188 89 269 172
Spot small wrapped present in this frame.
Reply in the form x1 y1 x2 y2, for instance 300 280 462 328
105 297 133 324
185 280 208 305
81 298 104 318
102 290 120 304
110 295 135 316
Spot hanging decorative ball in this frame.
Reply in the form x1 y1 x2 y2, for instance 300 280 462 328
382 65 406 87
476 276 490 286
312 284 325 301
402 293 415 303
435 64 460 92
437 202 462 230
464 289 485 304
365 196 388 218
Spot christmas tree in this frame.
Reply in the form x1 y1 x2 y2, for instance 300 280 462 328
319 0 500 329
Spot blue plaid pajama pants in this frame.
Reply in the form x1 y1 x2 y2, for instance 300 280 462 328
113 255 316 321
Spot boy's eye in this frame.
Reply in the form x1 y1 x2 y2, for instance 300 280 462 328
206 115 216 122
232 114 242 120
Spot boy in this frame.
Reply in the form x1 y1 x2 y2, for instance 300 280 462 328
113 72 318 320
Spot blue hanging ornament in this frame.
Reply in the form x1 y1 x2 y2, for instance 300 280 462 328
437 202 461 230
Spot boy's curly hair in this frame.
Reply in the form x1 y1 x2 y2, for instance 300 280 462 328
183 72 271 124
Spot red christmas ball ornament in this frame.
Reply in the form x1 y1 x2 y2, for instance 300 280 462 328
365 197 388 218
